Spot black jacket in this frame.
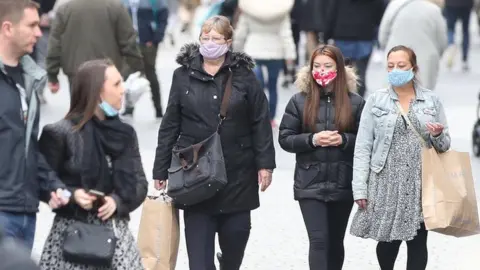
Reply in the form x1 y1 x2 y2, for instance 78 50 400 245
39 119 148 219
0 56 65 214
445 0 473 7
153 43 276 214
324 0 385 41
279 66 365 202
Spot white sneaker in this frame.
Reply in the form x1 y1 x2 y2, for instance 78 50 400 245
445 45 457 69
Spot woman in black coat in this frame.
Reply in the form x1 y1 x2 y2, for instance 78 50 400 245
152 16 275 270
278 45 365 270
38 59 147 269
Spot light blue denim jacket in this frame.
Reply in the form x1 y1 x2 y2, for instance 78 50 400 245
352 86 451 200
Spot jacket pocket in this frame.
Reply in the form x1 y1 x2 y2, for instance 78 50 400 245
294 163 320 190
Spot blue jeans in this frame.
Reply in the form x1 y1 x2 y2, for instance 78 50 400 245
0 211 36 251
253 59 283 120
445 6 471 62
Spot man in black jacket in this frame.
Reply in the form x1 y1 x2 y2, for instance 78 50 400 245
0 0 68 251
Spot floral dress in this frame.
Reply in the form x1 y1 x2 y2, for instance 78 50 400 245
350 106 424 242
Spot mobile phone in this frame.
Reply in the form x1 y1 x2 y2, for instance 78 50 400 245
88 189 105 197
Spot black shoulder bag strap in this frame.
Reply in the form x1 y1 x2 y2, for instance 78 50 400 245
216 69 233 132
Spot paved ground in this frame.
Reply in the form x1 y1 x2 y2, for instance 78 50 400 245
32 21 480 270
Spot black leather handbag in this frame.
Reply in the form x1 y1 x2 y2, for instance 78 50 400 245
167 72 233 206
62 219 118 266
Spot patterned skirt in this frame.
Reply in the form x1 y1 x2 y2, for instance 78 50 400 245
39 214 144 270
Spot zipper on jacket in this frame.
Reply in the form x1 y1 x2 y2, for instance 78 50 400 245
326 96 331 187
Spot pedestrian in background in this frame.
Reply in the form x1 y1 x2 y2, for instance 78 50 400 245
378 0 447 90
324 0 385 97
0 0 69 251
351 45 450 270
153 16 275 270
444 0 473 71
46 0 144 93
234 0 296 127
279 45 365 270
122 0 169 119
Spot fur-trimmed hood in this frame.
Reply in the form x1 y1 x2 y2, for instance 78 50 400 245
176 43 255 70
294 66 359 93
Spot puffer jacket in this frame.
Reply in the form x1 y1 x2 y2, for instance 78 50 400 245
279 66 365 202
233 0 296 60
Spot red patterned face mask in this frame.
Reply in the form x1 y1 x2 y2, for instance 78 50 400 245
312 70 337 87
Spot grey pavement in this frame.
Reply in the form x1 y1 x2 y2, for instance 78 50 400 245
32 28 480 269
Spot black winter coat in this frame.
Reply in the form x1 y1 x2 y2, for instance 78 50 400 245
279 66 365 202
153 43 276 214
324 0 385 41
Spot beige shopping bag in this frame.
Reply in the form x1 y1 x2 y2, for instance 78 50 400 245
137 195 180 270
422 147 480 237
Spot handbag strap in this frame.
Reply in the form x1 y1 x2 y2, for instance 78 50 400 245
217 69 233 131
394 101 427 146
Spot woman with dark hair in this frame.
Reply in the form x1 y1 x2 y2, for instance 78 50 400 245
37 59 147 269
351 45 450 270
278 44 365 270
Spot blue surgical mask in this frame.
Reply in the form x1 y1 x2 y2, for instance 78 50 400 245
388 68 414 87
99 101 119 117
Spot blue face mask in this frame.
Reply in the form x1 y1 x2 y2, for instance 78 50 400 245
99 101 119 117
388 68 414 87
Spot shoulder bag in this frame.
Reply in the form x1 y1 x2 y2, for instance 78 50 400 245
166 71 233 206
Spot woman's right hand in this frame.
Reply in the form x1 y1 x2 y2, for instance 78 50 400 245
74 189 97 210
154 180 167 190
355 199 368 210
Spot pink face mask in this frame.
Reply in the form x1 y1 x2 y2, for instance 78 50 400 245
312 70 337 87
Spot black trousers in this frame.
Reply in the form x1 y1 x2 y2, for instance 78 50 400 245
376 223 428 270
140 44 162 113
184 210 251 270
299 199 353 270
350 54 371 98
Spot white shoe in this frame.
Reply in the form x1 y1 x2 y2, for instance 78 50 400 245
445 45 457 69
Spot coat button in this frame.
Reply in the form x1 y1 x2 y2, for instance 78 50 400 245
213 95 217 99
191 71 194 74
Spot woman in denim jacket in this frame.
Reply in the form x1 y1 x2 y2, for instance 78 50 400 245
350 45 450 270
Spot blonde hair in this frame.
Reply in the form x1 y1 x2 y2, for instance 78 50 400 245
200 15 234 40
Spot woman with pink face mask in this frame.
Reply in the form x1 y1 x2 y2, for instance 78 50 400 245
278 45 365 270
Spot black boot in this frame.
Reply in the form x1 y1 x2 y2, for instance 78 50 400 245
216 252 223 270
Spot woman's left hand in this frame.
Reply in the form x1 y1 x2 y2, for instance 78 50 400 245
98 196 117 221
426 122 444 137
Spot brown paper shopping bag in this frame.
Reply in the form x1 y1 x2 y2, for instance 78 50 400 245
422 147 480 237
137 195 180 270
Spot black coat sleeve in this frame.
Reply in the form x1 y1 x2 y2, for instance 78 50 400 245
341 98 366 152
323 0 339 41
278 95 316 153
37 125 67 203
111 131 148 216
152 69 182 180
246 71 276 170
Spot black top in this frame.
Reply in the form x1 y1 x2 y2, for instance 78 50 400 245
4 64 25 89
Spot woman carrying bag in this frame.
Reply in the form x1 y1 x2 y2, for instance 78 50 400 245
38 59 148 269
153 15 275 270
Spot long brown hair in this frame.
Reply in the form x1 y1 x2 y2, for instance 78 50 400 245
65 59 114 130
303 45 353 132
